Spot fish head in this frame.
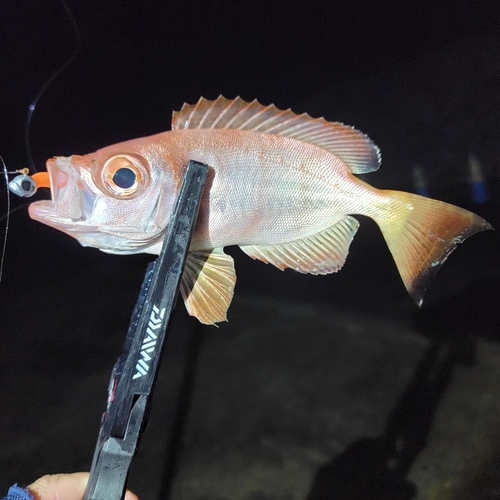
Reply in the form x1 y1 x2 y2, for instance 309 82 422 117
29 139 181 254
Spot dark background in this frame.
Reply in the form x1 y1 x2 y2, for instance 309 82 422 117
0 1 499 498
1 0 498 312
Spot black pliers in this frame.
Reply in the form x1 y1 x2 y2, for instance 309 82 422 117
83 160 209 500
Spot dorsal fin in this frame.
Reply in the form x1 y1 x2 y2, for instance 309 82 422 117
172 96 381 174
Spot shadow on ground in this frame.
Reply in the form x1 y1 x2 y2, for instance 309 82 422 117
306 332 476 500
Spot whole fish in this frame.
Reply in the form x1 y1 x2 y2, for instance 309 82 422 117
29 96 491 324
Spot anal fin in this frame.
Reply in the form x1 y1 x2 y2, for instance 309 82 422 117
180 248 236 325
240 216 359 275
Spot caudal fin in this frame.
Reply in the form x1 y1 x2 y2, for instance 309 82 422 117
375 191 492 305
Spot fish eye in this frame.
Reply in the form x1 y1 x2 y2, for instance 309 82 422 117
100 154 150 198
113 167 137 189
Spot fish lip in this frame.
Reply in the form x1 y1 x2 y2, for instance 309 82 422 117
28 200 98 232
46 156 70 205
29 156 96 226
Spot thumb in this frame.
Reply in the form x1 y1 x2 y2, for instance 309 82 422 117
27 472 140 500
28 473 88 500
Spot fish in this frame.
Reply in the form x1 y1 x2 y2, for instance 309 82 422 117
28 96 492 324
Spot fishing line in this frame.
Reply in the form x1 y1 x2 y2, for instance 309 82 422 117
0 157 12 283
0 163 33 283
25 0 82 173
0 203 31 225
1 0 82 284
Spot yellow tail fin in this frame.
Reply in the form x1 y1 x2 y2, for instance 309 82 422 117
375 191 492 305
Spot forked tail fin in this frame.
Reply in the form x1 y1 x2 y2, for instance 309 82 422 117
374 191 492 305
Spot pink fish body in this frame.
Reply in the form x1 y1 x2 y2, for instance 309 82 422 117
29 97 491 324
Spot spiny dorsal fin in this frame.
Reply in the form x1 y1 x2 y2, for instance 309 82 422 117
172 96 381 174
239 216 360 275
180 248 236 325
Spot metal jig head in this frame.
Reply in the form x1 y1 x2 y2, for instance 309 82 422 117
8 171 50 197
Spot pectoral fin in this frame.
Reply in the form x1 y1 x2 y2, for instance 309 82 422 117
180 248 236 325
240 216 359 274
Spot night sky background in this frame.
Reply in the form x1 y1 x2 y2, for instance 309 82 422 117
0 0 499 495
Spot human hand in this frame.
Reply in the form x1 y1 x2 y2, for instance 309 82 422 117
27 473 139 500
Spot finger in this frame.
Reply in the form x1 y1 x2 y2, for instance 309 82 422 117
27 473 88 500
124 490 140 500
27 472 140 500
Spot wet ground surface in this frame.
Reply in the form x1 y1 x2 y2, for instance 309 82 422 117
0 202 498 500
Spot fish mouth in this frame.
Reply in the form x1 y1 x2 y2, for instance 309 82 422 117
28 156 97 231
28 156 164 254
